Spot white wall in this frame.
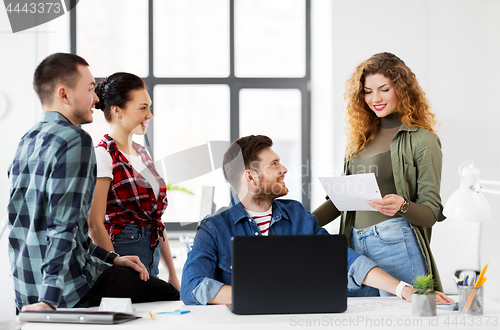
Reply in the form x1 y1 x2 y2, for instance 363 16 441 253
428 0 500 302
0 10 38 219
311 0 500 302
1 0 499 302
0 10 69 220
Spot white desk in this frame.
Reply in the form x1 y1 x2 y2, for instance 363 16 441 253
20 297 500 330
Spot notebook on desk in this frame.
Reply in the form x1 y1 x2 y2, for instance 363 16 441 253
229 234 347 315
19 310 140 324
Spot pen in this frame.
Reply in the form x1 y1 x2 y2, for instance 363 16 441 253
159 310 190 315
476 263 489 285
463 263 489 312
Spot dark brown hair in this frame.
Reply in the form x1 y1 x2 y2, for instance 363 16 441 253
222 135 273 190
33 53 89 106
94 72 146 121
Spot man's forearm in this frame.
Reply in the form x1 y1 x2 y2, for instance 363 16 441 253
362 267 453 303
362 266 412 300
208 285 231 305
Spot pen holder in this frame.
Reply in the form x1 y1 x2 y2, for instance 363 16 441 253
458 286 484 315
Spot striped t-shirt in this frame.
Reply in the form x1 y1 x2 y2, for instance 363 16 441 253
246 208 272 236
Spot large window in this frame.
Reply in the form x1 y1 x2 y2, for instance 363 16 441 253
73 0 311 224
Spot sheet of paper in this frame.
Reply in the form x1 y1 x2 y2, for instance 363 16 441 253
318 174 382 211
348 299 407 310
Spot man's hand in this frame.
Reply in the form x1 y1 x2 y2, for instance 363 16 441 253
436 291 454 303
401 288 454 303
21 302 57 312
113 255 150 281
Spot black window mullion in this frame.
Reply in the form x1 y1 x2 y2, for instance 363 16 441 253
229 0 235 79
301 85 311 210
230 85 240 146
229 0 239 142
70 0 77 54
144 0 155 157
149 77 307 87
302 0 311 209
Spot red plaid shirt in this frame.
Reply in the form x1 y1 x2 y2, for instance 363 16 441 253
98 135 167 249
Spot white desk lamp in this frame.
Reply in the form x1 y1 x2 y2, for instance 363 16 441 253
443 161 499 279
443 161 500 222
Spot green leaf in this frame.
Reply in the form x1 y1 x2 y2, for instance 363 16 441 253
412 274 436 295
166 184 194 195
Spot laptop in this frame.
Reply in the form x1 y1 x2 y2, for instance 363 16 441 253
230 234 347 315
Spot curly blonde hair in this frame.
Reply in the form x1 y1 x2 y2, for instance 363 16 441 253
344 52 438 157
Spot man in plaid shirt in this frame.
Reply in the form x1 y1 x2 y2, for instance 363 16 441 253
8 53 177 311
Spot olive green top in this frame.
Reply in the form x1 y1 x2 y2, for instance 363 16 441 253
349 114 400 228
313 123 446 291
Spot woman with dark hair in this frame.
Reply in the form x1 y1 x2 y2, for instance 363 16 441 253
313 52 445 295
88 72 180 291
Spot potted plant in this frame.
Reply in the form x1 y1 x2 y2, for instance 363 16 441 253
412 274 437 317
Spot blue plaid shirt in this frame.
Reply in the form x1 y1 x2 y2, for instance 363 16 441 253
8 112 112 310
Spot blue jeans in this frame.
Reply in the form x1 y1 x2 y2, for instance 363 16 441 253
112 223 161 277
349 217 427 297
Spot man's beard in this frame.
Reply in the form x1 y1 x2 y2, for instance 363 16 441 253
73 107 93 125
252 174 289 206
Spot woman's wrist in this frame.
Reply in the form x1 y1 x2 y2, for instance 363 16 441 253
398 196 410 214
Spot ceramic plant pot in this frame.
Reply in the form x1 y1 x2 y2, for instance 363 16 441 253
412 293 436 317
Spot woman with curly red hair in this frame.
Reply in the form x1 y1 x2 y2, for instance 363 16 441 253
313 52 446 295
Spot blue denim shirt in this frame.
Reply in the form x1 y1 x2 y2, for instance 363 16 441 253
181 197 377 305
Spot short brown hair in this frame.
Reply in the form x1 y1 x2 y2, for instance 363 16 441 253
33 53 89 106
222 135 273 190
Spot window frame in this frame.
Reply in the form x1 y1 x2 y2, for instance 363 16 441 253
70 0 312 208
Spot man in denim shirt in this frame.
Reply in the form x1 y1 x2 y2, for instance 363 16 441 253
181 135 423 305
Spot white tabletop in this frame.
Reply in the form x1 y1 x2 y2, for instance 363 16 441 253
20 296 500 330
